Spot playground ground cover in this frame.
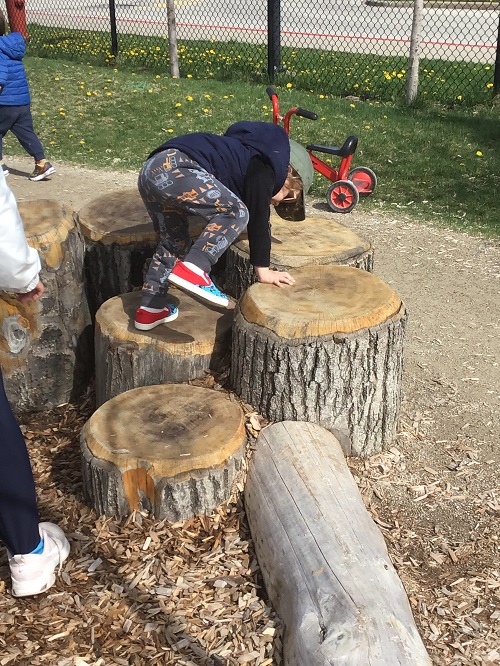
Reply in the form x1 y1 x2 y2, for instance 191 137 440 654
0 157 497 665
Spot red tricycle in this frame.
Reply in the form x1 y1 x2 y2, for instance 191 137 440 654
266 86 377 214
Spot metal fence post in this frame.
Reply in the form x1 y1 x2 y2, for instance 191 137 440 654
109 0 118 56
267 0 281 82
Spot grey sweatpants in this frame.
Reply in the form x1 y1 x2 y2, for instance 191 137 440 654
138 148 249 308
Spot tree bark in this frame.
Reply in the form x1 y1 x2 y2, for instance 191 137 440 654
0 200 92 412
81 384 246 520
76 188 205 317
245 421 432 665
224 215 374 299
231 265 407 457
94 289 234 406
407 0 424 104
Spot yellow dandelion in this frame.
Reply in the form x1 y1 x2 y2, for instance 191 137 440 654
286 82 292 88
54 77 60 81
186 96 193 101
486 83 493 89
177 113 182 117
175 102 182 107
350 104 355 108
80 140 85 144
476 150 483 156
187 74 193 78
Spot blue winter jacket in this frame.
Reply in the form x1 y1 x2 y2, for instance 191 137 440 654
0 32 30 106
149 121 290 198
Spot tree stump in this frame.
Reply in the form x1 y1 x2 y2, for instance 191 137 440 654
81 384 246 520
224 215 374 298
245 421 431 665
76 188 206 317
94 289 234 406
231 265 407 457
0 199 92 412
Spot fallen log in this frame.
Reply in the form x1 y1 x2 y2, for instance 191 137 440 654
245 421 431 665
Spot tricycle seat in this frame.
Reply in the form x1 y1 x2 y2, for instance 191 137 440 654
306 135 358 158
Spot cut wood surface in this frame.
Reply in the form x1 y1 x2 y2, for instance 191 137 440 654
81 384 246 520
76 188 206 315
0 199 92 412
231 265 407 456
245 421 432 665
224 215 374 298
95 289 234 405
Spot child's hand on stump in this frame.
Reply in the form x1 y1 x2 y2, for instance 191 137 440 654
255 266 295 287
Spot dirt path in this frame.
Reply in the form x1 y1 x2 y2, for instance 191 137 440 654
7 155 500 664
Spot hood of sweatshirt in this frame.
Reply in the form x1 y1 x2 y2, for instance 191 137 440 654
224 121 290 195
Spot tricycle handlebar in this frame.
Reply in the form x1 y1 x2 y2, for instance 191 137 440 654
296 108 318 121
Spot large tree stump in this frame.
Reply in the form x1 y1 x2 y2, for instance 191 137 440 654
76 188 206 317
224 215 374 298
231 265 407 457
94 289 234 406
245 421 431 665
81 384 246 520
0 200 92 412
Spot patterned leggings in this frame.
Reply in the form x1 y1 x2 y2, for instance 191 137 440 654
138 149 249 308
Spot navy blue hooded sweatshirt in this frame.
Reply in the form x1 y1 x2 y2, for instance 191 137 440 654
148 121 290 198
148 121 290 267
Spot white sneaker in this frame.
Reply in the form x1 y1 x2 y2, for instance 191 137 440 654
9 522 70 597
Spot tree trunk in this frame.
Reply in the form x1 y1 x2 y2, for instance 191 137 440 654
81 384 246 520
76 188 205 317
0 200 92 412
167 0 180 78
407 0 424 104
231 265 407 457
94 289 234 406
245 421 431 665
224 215 374 299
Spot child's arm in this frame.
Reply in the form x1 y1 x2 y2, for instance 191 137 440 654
244 157 295 287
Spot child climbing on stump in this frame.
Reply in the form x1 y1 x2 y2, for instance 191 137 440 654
135 120 313 330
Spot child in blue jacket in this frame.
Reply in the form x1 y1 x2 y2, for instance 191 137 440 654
0 10 55 181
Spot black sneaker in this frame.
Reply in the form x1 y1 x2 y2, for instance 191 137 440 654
1 163 10 177
29 161 56 181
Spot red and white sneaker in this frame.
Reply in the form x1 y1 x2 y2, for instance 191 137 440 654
168 261 229 308
134 304 179 330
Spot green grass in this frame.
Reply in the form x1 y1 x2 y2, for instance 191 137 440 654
4 57 499 236
26 24 496 107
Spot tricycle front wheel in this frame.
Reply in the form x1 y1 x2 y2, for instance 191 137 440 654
348 166 377 196
327 180 359 213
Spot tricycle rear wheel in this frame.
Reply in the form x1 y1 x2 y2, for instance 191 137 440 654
348 166 377 196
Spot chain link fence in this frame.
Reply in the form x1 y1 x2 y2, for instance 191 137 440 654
10 0 500 104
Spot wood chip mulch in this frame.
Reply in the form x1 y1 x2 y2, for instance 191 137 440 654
1 375 498 665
